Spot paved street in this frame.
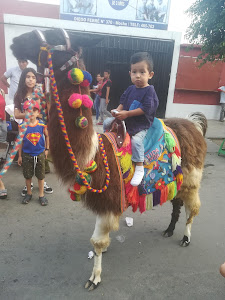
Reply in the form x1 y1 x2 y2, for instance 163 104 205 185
0 129 225 299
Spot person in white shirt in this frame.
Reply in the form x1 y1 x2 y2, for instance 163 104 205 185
154 0 167 23
218 86 225 122
1 59 28 105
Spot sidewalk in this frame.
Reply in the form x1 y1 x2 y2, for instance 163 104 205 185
205 119 225 139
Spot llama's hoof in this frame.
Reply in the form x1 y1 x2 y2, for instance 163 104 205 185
180 235 190 247
84 280 100 291
163 229 174 237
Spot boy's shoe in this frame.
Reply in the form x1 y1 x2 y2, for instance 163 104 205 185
39 196 48 206
21 183 34 197
96 122 103 125
22 194 32 204
130 166 144 187
44 182 53 194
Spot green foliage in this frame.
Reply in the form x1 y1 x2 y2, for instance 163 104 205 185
186 0 225 65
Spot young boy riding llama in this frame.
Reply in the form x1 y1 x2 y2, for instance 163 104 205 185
104 52 159 186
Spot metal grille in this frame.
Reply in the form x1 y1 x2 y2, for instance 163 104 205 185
83 35 174 118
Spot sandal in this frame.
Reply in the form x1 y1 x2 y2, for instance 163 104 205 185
39 196 48 206
22 194 32 204
0 189 7 199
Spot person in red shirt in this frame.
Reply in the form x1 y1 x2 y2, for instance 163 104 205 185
0 88 7 142
0 88 7 199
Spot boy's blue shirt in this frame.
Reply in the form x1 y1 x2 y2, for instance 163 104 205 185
20 120 46 156
120 85 159 135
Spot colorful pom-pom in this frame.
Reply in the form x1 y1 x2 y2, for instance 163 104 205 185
68 68 84 85
68 93 82 109
80 71 92 87
75 116 88 129
82 94 93 108
85 160 97 173
73 182 87 194
75 172 91 185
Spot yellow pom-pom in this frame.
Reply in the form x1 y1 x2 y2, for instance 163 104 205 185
85 160 97 173
68 68 84 85
73 183 87 195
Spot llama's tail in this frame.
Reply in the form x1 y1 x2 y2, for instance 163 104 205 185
187 112 207 137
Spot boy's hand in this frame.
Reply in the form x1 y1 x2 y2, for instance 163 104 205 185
115 110 129 120
111 109 119 117
45 149 49 159
18 157 22 166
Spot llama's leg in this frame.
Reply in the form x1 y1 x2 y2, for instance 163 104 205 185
180 189 201 247
85 213 119 291
163 198 183 237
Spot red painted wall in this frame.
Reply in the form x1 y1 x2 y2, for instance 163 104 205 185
174 45 225 105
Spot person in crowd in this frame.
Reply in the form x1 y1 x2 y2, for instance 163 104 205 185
1 59 28 105
90 73 103 123
0 89 7 143
218 86 225 122
18 100 49 206
104 52 159 186
0 89 8 199
14 68 53 196
97 70 112 125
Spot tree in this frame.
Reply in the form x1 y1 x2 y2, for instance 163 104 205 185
186 0 225 65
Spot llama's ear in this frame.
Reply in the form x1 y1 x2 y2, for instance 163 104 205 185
69 32 103 49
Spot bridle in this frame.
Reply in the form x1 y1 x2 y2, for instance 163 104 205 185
34 29 80 84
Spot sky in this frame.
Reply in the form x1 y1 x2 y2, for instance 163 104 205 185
20 0 196 42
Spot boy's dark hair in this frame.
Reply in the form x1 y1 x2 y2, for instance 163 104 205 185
104 69 111 74
130 52 154 72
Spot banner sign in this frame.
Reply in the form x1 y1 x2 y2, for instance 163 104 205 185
60 0 171 30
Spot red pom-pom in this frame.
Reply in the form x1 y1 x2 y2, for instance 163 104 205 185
82 94 93 108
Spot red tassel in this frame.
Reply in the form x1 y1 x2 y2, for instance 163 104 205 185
139 194 146 213
70 191 76 201
174 146 181 157
160 186 168 205
125 183 140 212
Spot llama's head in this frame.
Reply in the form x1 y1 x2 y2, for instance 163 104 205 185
11 29 102 183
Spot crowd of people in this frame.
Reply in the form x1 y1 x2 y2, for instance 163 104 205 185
0 60 53 205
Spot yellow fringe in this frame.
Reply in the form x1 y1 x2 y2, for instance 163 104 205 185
119 152 132 174
167 181 175 201
176 173 183 183
146 194 153 210
124 165 135 184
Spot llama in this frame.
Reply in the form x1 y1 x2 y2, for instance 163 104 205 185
10 29 207 290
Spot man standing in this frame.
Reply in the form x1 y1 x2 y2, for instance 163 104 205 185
218 86 225 122
1 59 28 105
97 69 112 125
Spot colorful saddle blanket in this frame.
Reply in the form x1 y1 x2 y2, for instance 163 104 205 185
104 118 183 213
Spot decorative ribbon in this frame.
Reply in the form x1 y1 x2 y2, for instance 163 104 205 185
0 100 36 177
47 48 110 193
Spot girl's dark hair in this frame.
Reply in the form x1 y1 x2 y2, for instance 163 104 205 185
14 68 37 109
130 52 154 72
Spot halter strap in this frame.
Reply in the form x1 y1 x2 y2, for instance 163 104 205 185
35 29 79 82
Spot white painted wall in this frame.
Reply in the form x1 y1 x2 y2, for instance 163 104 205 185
4 13 219 119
